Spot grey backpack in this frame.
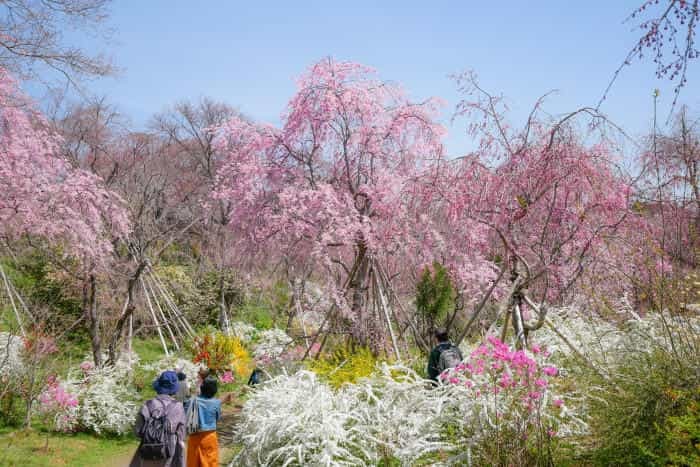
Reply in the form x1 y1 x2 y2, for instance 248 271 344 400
438 344 462 372
138 399 175 461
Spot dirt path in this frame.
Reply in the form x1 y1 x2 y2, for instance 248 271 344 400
217 403 243 465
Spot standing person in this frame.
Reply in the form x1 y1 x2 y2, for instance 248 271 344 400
195 367 210 395
174 371 189 404
427 328 463 382
185 376 221 467
130 370 186 467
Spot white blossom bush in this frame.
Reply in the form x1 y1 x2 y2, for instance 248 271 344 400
140 354 200 386
57 364 139 435
343 364 454 463
230 320 257 343
253 328 293 361
0 332 23 378
530 306 700 373
233 370 372 466
233 351 587 466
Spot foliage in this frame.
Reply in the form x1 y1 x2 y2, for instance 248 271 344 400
415 262 456 336
157 266 244 326
1 254 83 336
309 344 377 389
664 389 700 467
587 347 700 466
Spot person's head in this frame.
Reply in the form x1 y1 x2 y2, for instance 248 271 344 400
198 367 210 380
153 370 179 396
176 371 186 382
200 375 218 399
435 328 449 344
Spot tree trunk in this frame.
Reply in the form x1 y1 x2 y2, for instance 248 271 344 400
107 262 146 365
85 274 102 367
349 242 372 347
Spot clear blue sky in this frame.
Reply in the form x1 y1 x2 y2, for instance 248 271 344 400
62 0 698 156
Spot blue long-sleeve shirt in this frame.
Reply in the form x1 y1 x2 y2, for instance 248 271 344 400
185 396 221 432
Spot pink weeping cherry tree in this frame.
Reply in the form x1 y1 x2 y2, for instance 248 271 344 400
212 58 454 352
0 66 129 364
0 67 129 260
443 72 657 349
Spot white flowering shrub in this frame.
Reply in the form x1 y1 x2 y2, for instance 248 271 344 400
530 306 700 373
0 332 23 378
39 364 140 436
72 364 138 435
233 353 588 466
343 364 453 463
253 328 293 361
230 321 257 343
140 354 200 386
233 370 372 466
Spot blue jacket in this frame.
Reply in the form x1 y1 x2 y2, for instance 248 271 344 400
185 396 221 432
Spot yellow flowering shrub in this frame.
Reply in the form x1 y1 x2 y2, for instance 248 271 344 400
309 344 377 389
190 330 254 379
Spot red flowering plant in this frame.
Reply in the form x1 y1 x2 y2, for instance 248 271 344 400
189 330 253 380
440 337 586 459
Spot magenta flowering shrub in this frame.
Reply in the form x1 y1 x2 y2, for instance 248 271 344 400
37 375 79 432
440 337 583 461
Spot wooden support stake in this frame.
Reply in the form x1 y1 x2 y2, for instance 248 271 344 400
141 276 169 357
374 269 401 362
0 263 24 336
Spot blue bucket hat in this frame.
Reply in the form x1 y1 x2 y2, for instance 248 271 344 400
153 370 179 395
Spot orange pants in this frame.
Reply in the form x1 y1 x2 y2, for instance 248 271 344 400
186 430 219 467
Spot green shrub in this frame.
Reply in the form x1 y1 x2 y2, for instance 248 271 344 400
588 348 700 466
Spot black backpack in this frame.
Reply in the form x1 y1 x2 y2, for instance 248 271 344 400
139 398 174 461
248 368 262 386
438 344 462 372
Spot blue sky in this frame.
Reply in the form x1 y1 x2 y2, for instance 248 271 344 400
59 1 698 156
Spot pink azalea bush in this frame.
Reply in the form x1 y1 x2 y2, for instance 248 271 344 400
440 336 581 461
37 375 79 432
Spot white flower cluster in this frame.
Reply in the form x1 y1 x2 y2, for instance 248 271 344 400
64 365 139 435
230 320 257 343
0 332 23 378
232 363 585 466
531 306 700 372
140 355 201 386
253 328 293 361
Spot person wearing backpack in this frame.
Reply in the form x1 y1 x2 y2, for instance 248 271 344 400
427 328 463 383
185 376 222 467
130 370 186 467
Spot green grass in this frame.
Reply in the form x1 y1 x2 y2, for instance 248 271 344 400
132 335 169 365
0 427 139 467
